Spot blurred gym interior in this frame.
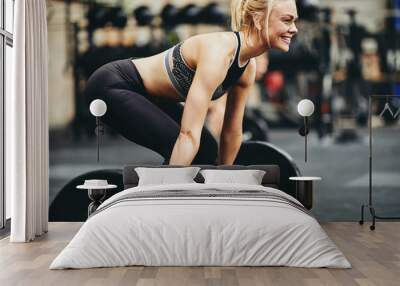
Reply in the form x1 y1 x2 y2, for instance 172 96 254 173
46 0 400 221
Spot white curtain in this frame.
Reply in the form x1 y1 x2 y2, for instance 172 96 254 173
7 0 49 242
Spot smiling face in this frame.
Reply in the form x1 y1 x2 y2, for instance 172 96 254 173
264 0 298 52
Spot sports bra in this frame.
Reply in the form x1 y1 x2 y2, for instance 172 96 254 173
163 31 249 101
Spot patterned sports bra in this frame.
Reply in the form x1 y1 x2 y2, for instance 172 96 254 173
163 32 249 101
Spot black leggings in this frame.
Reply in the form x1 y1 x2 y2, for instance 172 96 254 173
85 59 218 164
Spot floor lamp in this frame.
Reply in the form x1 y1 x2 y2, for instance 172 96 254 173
297 99 315 162
89 99 107 163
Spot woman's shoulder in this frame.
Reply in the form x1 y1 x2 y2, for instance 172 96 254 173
185 31 237 57
190 31 235 43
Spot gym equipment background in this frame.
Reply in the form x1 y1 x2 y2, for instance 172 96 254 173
47 0 400 222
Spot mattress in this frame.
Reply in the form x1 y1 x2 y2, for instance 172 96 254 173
50 183 350 269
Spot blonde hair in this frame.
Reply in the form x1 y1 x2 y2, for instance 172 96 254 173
230 0 290 46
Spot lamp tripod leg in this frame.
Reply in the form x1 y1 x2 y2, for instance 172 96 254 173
359 204 365 225
369 206 376 231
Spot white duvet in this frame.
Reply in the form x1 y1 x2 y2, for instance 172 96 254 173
50 183 351 269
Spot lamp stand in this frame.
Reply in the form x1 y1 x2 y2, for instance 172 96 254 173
304 116 308 162
95 117 104 163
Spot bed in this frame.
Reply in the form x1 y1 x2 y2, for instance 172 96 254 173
50 165 350 269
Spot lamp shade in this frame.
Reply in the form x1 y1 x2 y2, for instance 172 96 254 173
297 99 314 117
90 99 107 117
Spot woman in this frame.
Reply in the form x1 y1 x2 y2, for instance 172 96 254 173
85 0 298 165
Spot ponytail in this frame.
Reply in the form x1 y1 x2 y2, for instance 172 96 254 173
230 0 246 31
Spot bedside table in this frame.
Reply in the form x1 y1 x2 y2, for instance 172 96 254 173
77 180 117 217
289 176 322 210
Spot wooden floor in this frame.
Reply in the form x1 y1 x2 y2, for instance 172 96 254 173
0 222 399 286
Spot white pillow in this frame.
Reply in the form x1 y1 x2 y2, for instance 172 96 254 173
200 169 266 185
135 167 201 186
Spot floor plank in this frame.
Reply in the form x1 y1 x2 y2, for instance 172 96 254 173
0 222 399 286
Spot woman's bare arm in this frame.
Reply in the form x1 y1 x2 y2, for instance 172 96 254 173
218 59 256 165
206 93 227 140
169 42 230 165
